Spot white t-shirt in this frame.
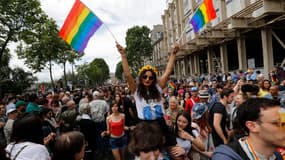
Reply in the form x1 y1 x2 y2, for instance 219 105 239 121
176 129 199 155
6 142 50 160
133 84 165 120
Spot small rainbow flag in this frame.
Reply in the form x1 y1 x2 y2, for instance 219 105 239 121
189 0 217 33
59 0 102 53
168 81 176 90
271 74 278 85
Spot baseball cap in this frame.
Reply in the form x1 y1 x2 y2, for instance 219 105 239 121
6 107 17 116
15 100 27 108
199 90 209 99
191 87 198 92
93 91 100 97
192 103 208 120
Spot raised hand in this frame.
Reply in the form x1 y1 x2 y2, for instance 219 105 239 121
171 43 180 55
116 42 126 56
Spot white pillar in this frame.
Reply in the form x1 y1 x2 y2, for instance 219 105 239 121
220 44 228 73
261 28 274 79
237 36 247 70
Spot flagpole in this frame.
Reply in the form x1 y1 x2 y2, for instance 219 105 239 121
80 1 118 42
102 23 118 42
176 25 187 43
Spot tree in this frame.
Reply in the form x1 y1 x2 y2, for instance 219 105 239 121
76 63 90 87
115 61 123 81
17 17 70 88
0 0 45 64
86 58 110 85
125 26 153 75
10 68 37 94
56 45 82 89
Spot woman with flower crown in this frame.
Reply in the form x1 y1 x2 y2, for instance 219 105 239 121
116 42 185 159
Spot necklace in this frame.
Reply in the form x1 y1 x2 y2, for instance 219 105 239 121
245 138 259 160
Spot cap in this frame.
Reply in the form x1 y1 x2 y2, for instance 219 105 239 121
178 89 184 95
189 82 195 87
199 90 209 99
192 103 208 120
93 91 100 97
6 107 17 116
15 100 26 108
191 87 198 92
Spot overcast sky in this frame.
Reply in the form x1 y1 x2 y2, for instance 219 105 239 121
9 0 167 82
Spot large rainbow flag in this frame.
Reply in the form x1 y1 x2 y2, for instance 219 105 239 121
59 0 102 53
189 0 216 33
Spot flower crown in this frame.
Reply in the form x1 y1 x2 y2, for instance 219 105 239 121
138 65 158 76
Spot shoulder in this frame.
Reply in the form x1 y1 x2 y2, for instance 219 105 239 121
120 113 125 118
212 144 242 160
106 115 111 121
212 102 225 112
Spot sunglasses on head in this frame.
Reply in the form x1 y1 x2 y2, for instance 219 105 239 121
142 75 155 80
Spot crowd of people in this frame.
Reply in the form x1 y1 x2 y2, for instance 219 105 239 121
0 42 284 160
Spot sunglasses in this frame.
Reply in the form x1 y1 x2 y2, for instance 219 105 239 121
142 75 155 80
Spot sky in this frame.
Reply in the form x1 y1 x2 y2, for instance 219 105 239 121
9 0 167 82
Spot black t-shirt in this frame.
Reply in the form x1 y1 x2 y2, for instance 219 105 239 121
209 102 228 146
123 97 138 126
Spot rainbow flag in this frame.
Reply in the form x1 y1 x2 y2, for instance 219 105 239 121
59 0 103 53
189 0 216 33
168 81 176 90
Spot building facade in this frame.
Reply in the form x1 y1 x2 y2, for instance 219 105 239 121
156 0 285 79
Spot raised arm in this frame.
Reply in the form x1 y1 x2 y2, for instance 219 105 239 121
159 43 180 89
116 42 136 94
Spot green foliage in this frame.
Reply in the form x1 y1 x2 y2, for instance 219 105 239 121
125 26 153 75
17 18 61 72
10 67 37 93
115 61 123 81
76 58 110 86
0 0 44 63
0 67 37 96
87 58 110 85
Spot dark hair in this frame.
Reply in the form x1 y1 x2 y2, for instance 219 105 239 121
38 98 49 105
40 107 53 117
137 70 161 102
109 101 122 114
51 100 60 107
220 88 234 99
174 111 195 137
234 98 280 135
53 131 85 160
29 94 38 102
11 112 44 144
241 84 259 98
216 84 224 89
261 79 271 91
128 122 163 156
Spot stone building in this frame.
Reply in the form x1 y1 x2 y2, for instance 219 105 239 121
154 0 285 79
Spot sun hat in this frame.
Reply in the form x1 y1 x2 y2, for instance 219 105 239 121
198 90 209 99
6 107 17 116
192 103 208 120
